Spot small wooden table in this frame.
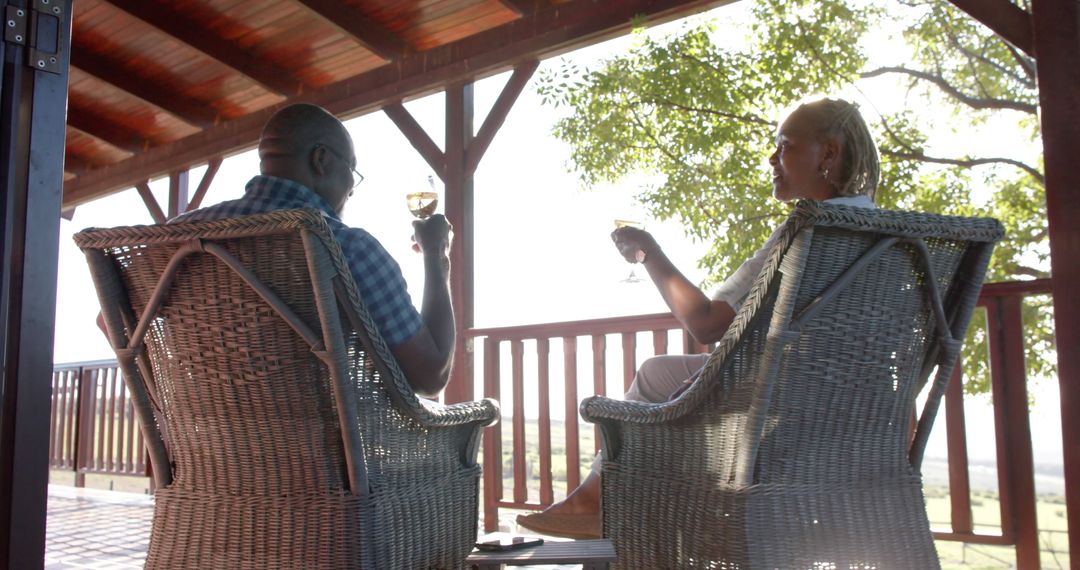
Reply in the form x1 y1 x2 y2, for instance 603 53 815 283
466 537 617 569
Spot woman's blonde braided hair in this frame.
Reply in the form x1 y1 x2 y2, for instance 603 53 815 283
799 98 880 200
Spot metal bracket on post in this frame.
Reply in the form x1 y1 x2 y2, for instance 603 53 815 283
4 6 28 46
26 0 65 74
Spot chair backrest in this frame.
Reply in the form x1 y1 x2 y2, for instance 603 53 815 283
676 201 1002 486
74 209 420 497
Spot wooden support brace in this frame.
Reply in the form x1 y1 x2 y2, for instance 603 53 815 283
465 60 540 174
187 157 223 211
383 103 447 179
135 182 167 224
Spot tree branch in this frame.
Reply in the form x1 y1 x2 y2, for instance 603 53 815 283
860 66 1037 114
881 148 1045 184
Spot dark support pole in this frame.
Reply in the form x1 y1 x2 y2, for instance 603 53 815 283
0 0 73 567
167 169 189 218
1032 0 1080 560
444 82 474 404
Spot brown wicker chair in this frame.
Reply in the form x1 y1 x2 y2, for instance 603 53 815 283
581 201 1003 569
75 208 499 570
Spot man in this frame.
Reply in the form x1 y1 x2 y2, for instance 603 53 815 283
172 103 455 397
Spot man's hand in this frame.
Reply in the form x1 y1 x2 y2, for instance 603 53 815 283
611 226 656 264
412 214 452 258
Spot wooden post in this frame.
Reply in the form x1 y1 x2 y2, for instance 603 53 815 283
1031 0 1080 560
444 81 475 405
167 169 189 218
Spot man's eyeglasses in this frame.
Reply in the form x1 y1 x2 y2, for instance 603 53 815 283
316 143 364 188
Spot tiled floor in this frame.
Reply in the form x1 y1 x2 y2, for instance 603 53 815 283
45 486 152 569
44 485 582 569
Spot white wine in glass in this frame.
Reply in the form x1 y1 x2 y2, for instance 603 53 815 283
614 219 645 283
406 191 439 219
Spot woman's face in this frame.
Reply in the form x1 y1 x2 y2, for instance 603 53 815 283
768 108 836 202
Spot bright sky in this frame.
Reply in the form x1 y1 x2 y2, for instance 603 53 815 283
51 2 1063 475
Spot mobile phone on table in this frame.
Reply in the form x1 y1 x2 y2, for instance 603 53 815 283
475 536 544 551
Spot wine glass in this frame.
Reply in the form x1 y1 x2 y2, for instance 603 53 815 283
614 219 645 283
406 176 439 219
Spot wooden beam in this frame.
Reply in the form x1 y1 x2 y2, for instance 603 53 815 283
293 0 411 60
100 0 300 95
70 50 218 128
187 157 223 211
466 60 539 174
62 153 96 175
63 0 733 208
1031 0 1080 561
499 0 549 16
67 105 146 154
135 182 167 224
383 104 446 179
946 0 1034 57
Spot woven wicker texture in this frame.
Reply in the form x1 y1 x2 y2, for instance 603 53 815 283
75 208 499 570
581 201 1003 569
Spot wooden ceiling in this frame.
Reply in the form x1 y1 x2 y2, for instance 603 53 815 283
61 0 730 209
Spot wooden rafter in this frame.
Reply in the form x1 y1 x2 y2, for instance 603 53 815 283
71 50 219 128
63 0 733 208
62 154 95 175
100 0 301 95
946 0 1034 57
294 0 411 60
67 105 145 154
498 0 549 16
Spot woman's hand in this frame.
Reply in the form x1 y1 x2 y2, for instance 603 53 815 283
611 226 657 264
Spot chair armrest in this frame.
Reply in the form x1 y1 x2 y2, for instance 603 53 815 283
412 397 501 429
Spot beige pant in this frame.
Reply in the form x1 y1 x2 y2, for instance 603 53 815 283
624 354 711 403
590 354 710 473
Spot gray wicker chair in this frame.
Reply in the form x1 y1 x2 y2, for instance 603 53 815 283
581 201 1003 569
75 208 499 570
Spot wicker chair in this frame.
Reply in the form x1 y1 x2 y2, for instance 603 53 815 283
581 201 1003 569
75 208 499 570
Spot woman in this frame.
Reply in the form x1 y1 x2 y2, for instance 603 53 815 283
516 97 881 539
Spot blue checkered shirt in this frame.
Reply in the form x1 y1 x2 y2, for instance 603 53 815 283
172 175 423 347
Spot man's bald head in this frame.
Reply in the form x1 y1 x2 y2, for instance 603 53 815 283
257 103 357 215
259 103 350 160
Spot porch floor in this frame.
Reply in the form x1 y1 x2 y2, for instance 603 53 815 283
44 485 580 569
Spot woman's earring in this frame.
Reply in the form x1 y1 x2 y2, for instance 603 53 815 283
821 168 830 180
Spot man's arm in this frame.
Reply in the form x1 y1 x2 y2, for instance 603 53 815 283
391 215 455 398
612 227 735 345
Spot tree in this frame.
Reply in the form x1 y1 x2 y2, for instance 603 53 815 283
536 0 1052 395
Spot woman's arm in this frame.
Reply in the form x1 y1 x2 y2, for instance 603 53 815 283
611 227 735 345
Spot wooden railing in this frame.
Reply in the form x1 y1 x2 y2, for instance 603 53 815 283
49 279 1065 567
49 360 149 487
